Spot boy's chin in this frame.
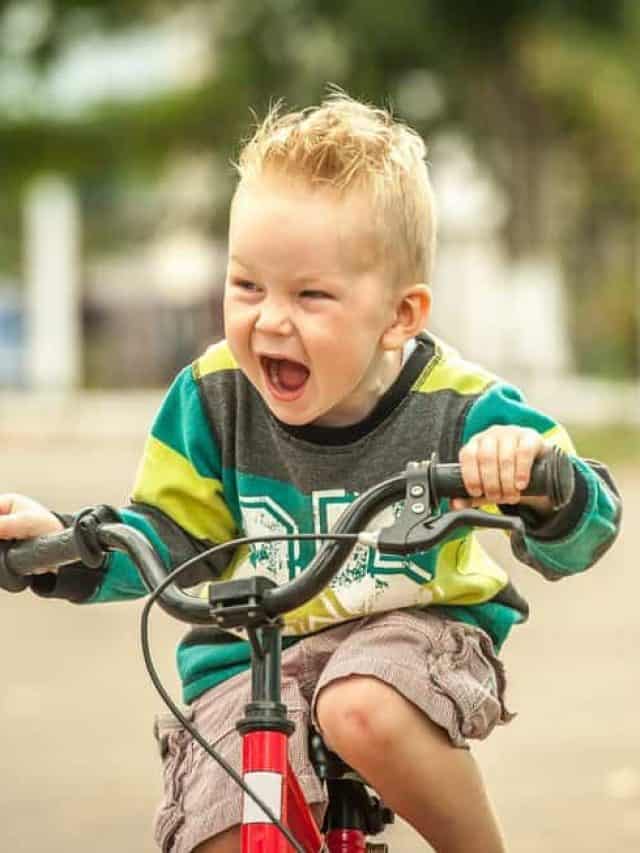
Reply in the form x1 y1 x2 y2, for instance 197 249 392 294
268 402 358 429
269 405 317 427
267 398 336 427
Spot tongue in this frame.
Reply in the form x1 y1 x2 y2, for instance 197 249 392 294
277 359 309 391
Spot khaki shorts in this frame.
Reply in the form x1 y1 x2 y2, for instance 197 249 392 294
153 609 512 852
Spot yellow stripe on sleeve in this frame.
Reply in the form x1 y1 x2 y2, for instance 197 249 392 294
415 337 496 396
195 340 238 379
542 423 576 454
428 535 509 605
132 435 236 544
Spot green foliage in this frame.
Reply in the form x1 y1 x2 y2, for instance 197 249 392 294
521 12 640 200
1 0 640 375
571 270 638 379
2 1 639 197
568 423 640 467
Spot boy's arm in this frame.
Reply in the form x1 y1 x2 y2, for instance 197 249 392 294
459 382 622 580
30 363 239 604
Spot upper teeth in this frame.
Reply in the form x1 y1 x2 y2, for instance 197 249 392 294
269 360 279 385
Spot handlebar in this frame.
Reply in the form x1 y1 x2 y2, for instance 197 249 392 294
1 449 575 626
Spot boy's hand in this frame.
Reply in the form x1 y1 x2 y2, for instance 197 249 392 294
0 495 64 587
0 494 64 562
451 426 554 516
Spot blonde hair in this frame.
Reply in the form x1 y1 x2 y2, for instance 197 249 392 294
233 91 437 285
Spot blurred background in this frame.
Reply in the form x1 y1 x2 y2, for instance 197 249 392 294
1 1 639 851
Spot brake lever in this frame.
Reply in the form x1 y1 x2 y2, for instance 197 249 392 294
355 457 526 556
374 508 525 556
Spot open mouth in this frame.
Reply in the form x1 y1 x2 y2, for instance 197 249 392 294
260 356 310 400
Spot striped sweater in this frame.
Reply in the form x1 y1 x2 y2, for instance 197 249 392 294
36 333 621 703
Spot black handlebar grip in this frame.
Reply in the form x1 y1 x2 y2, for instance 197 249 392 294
0 542 30 591
1 527 80 577
432 446 575 510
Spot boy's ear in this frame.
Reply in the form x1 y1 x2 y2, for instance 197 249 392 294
381 284 432 350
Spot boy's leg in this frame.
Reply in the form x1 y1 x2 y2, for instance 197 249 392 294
153 666 326 853
316 675 506 853
192 825 238 853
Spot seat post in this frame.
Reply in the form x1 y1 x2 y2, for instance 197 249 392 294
237 624 294 736
251 624 281 703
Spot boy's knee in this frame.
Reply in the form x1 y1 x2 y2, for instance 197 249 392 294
315 675 403 760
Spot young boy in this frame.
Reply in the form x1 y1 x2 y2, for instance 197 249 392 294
0 94 621 853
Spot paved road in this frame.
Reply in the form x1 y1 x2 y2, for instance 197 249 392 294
0 418 637 852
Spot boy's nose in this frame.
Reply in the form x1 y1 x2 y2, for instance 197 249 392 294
254 299 293 334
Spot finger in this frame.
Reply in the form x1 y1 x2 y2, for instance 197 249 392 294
451 497 472 510
459 440 483 500
515 431 544 491
469 497 490 508
477 433 501 502
0 495 17 516
453 497 492 509
497 432 520 503
0 511 44 540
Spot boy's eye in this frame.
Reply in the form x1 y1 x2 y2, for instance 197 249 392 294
233 280 259 292
300 289 333 300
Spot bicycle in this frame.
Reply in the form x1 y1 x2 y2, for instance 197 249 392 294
1 450 574 852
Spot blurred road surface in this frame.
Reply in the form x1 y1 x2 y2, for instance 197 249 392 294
0 402 637 852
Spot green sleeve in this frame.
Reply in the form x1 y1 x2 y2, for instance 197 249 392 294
461 382 622 579
88 364 238 603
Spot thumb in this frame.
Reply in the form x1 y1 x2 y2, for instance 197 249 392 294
0 494 17 516
0 510 48 541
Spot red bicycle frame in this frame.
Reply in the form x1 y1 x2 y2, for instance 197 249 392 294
240 729 371 853
241 730 322 852
236 624 379 853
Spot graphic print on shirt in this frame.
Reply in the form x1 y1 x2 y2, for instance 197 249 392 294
237 487 437 633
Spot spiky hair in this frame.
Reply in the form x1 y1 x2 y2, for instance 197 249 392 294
234 90 437 284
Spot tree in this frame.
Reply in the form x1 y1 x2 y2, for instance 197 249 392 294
1 0 638 375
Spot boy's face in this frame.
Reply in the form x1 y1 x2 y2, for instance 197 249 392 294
224 175 402 427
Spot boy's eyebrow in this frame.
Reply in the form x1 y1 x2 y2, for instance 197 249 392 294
228 254 251 268
228 256 344 287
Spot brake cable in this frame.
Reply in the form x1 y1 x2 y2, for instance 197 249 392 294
141 531 359 853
